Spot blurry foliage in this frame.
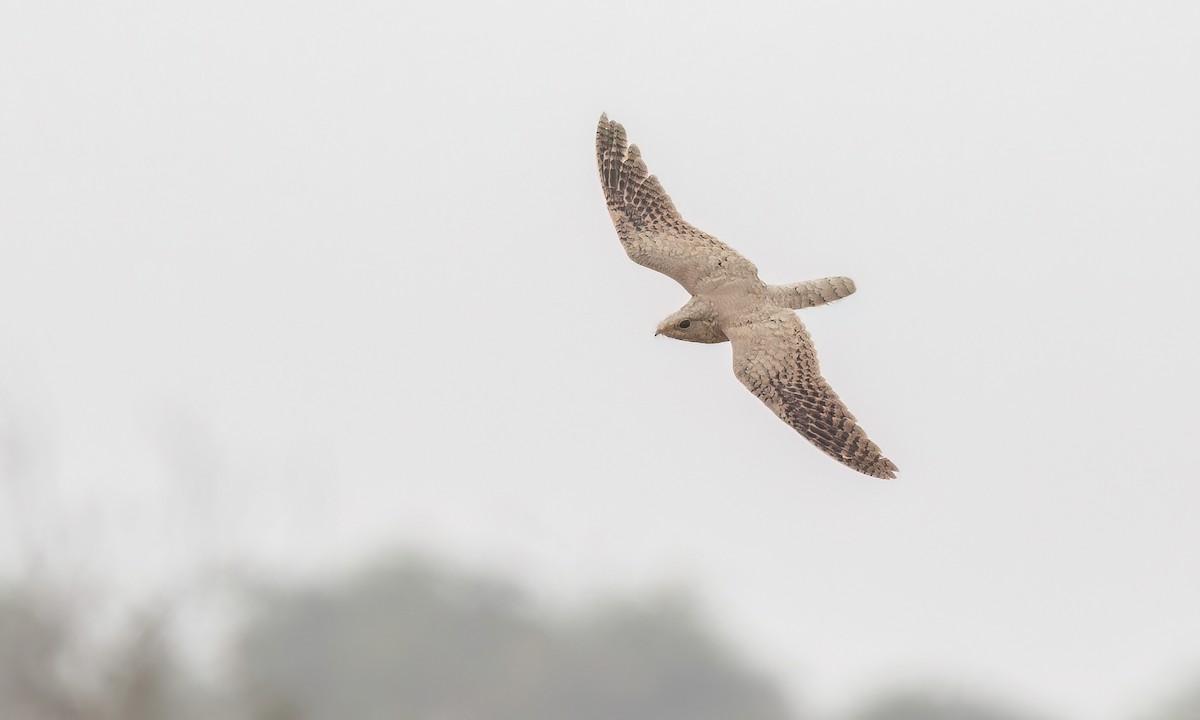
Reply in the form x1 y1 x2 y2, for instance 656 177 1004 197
1146 682 1200 720
846 690 1050 720
0 589 81 720
236 557 795 720
2 556 1200 720
0 588 196 720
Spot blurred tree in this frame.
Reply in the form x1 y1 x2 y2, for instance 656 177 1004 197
0 589 82 720
0 588 209 720
1145 679 1200 720
846 689 1051 720
525 593 794 720
236 556 798 720
98 611 177 720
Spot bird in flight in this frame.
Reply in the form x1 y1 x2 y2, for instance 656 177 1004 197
596 114 897 479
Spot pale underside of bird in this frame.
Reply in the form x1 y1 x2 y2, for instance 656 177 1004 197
596 114 897 479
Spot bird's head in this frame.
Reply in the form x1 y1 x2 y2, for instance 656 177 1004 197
655 296 727 344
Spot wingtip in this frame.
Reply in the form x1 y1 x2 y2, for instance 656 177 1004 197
848 455 898 479
598 113 626 136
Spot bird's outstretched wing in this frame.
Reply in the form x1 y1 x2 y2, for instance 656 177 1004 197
596 114 758 294
729 312 897 478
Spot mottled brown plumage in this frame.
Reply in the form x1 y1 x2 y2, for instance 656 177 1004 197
597 114 897 479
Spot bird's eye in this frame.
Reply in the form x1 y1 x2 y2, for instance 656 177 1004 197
678 320 691 329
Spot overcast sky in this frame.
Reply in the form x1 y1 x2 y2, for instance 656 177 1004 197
2 2 1199 719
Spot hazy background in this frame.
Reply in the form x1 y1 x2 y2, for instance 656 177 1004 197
2 1 1199 719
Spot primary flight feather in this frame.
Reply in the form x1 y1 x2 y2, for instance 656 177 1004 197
596 114 897 479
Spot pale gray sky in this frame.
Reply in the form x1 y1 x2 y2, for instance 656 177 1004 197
2 2 1199 719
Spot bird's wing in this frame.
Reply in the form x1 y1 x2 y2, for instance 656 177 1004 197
728 311 897 478
596 114 758 294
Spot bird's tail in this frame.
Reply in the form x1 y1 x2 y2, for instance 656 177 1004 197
768 277 857 309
